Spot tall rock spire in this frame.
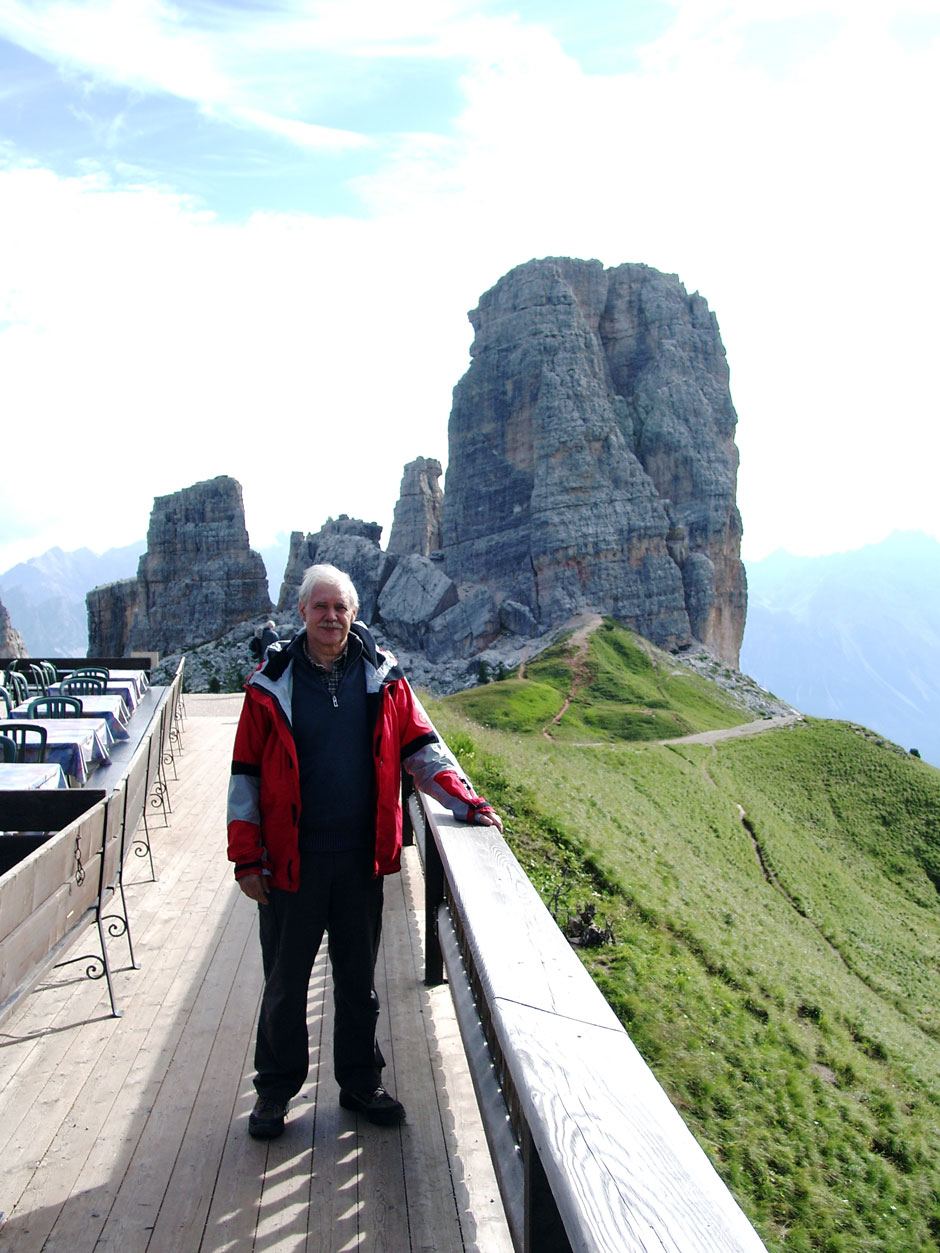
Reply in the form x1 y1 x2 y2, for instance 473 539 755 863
440 257 747 665
125 476 272 657
387 457 443 557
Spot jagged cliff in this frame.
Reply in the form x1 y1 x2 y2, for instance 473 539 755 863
277 517 389 622
86 578 139 657
85 259 746 675
0 594 27 658
387 457 444 557
439 258 746 665
88 476 272 657
128 476 272 656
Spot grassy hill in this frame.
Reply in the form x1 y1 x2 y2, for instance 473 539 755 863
427 620 940 1253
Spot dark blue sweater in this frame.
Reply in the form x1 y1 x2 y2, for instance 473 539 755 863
290 636 375 852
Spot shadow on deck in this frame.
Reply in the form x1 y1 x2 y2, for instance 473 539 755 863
0 696 512 1252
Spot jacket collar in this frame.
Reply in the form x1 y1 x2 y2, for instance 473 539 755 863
251 620 403 690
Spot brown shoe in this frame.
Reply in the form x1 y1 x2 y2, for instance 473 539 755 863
339 1085 405 1125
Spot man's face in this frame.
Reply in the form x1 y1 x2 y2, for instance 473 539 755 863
300 580 356 662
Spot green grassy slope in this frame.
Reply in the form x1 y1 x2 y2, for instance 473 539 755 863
447 619 753 741
428 623 940 1253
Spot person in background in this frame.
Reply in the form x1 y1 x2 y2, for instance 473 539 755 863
259 620 278 654
227 563 502 1139
248 627 263 663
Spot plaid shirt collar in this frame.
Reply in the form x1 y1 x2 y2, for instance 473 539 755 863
301 635 353 696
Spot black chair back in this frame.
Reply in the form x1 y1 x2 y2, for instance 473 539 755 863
61 677 106 696
0 721 48 763
28 696 83 718
6 671 28 702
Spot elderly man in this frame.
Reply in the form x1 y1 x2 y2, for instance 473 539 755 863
228 563 502 1139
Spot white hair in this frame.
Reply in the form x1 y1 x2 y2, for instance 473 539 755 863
297 564 359 614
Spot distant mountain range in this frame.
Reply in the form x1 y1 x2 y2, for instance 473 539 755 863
741 530 940 767
3 530 937 768
0 537 290 657
0 542 147 656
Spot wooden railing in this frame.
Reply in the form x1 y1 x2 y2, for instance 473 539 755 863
0 659 185 1024
410 790 768 1253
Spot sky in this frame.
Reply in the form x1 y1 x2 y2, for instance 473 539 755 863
1 0 938 576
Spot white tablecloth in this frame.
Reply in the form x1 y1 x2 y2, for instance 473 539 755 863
10 695 130 741
9 718 113 784
0 762 68 790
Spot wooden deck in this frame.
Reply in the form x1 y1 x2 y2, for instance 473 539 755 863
0 695 512 1253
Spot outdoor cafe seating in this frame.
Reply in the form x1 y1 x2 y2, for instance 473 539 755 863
0 713 111 786
27 696 83 718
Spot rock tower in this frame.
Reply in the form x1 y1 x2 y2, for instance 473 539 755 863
439 257 747 664
88 476 272 657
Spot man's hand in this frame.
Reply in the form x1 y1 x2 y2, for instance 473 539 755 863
474 807 503 834
238 873 270 904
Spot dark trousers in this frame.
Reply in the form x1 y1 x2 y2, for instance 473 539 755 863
254 849 385 1101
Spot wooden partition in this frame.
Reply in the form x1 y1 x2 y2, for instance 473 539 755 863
412 791 768 1253
0 660 185 1024
0 791 107 1020
1 657 152 677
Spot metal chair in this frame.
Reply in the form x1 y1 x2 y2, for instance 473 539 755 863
60 677 106 696
28 696 83 718
0 721 47 763
0 734 16 763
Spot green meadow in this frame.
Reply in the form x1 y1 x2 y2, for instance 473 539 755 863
428 622 940 1252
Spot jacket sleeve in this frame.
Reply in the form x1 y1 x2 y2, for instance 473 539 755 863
395 679 495 822
227 692 269 879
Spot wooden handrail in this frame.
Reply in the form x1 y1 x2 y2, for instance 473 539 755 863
412 789 768 1253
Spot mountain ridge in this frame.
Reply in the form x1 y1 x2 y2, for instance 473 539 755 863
741 529 940 765
0 540 146 655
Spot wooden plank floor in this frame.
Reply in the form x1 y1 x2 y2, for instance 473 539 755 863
0 695 513 1253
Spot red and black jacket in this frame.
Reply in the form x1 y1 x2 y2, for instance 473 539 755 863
227 622 493 889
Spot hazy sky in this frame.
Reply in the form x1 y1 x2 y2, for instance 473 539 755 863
1 0 938 574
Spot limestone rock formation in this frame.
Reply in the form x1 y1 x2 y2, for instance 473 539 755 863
439 257 747 665
86 578 140 657
123 477 272 656
276 519 468 660
387 457 443 557
376 554 458 650
80 258 747 678
0 594 28 658
277 518 393 622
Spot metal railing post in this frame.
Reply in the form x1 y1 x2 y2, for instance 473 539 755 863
424 811 445 986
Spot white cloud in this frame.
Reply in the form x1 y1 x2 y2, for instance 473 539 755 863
1 0 939 574
0 162 482 569
225 105 369 151
0 0 374 149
